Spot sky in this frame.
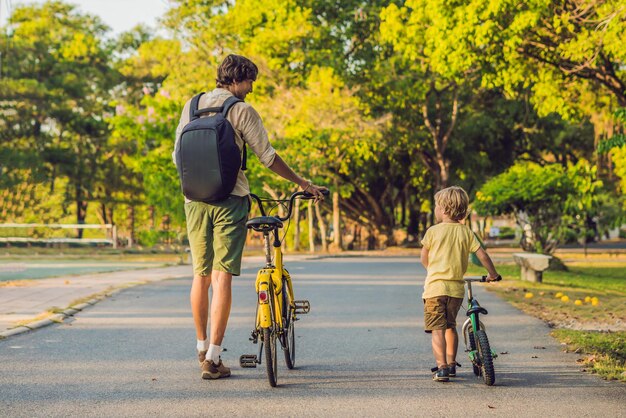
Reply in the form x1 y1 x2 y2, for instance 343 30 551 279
1 0 172 35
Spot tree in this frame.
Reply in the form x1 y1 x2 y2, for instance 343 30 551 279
0 1 116 235
473 161 573 254
473 159 619 254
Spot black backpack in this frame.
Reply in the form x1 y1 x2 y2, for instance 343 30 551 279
175 93 246 202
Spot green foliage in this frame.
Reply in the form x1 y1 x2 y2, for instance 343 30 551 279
475 159 622 253
2 0 623 249
474 161 573 253
0 1 116 229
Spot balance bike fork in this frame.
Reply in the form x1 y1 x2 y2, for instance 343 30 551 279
462 314 484 350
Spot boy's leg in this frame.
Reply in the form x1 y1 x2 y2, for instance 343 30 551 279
424 296 450 381
445 297 464 372
445 327 458 366
431 329 447 368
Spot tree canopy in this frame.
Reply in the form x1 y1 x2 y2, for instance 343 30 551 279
0 0 623 249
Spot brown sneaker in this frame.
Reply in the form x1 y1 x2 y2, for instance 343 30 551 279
198 350 207 365
201 359 231 380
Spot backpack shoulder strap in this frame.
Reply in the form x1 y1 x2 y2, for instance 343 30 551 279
221 96 242 118
189 93 205 121
220 95 246 171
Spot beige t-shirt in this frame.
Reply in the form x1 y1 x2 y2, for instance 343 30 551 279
172 88 277 199
421 223 481 299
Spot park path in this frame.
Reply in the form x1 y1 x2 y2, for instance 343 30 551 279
0 257 624 417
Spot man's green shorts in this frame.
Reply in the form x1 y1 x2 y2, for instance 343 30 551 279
185 195 249 277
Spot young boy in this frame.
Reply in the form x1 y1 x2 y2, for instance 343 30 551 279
421 186 500 382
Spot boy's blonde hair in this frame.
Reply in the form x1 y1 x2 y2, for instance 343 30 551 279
434 186 469 221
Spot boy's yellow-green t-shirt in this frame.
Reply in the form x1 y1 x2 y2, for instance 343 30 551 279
421 223 481 299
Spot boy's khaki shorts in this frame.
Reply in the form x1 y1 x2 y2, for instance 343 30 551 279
423 296 464 333
185 196 249 277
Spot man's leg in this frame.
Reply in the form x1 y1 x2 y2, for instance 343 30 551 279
190 274 211 341
209 269 233 347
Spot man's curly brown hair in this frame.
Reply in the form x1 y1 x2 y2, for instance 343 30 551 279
216 54 258 87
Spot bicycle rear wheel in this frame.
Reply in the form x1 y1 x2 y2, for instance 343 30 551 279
476 329 495 386
282 285 295 369
263 327 278 387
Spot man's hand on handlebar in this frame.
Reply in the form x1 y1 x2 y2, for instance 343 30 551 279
301 181 328 204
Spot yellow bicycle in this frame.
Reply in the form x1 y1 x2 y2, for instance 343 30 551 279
239 190 327 387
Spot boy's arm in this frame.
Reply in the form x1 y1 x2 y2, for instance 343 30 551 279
475 247 499 280
421 246 429 269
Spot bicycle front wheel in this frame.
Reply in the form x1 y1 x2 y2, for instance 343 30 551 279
476 329 495 386
263 327 278 387
282 287 295 369
468 331 481 376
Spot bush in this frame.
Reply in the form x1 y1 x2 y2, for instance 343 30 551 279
498 226 516 239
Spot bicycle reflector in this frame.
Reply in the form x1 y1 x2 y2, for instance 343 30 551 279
258 290 269 303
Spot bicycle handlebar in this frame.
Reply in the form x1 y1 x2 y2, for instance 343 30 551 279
464 275 502 282
249 189 329 221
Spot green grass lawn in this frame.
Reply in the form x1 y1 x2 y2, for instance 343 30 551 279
467 262 626 381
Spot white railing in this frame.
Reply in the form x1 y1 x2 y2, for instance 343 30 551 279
0 223 118 248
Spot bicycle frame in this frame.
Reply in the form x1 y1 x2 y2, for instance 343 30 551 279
461 278 487 350
461 275 501 386
254 229 294 331
241 190 324 385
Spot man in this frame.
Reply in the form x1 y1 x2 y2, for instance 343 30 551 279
173 54 326 380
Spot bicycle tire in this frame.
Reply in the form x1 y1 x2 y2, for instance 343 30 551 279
468 331 481 376
263 327 278 387
476 329 495 386
282 286 296 369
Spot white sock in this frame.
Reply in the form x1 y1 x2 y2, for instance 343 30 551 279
207 344 221 363
196 338 209 352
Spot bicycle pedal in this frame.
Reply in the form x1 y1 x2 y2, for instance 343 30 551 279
294 300 310 314
249 330 258 344
239 354 258 368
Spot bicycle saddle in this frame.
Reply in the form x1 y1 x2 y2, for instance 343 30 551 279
246 216 283 232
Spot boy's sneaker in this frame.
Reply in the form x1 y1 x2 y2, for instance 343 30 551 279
198 350 207 364
448 362 461 377
201 359 231 380
432 366 450 382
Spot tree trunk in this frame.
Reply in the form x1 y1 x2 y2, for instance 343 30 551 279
149 205 155 229
293 198 301 251
76 199 87 239
314 202 328 252
127 206 135 248
332 188 342 251
421 85 459 191
308 200 315 253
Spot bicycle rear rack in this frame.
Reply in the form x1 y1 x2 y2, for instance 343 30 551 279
294 300 310 315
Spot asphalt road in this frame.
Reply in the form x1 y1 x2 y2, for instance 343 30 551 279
1 257 624 417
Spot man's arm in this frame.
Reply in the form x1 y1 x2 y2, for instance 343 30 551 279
475 247 499 280
268 153 326 201
421 245 429 269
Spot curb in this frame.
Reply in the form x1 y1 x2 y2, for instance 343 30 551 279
0 275 185 341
